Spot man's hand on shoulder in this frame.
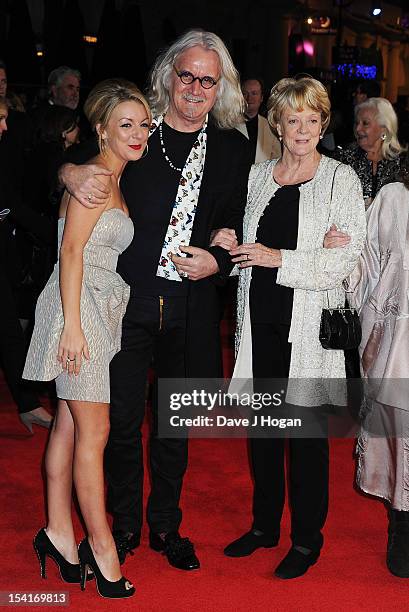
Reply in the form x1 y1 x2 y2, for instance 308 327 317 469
59 163 113 209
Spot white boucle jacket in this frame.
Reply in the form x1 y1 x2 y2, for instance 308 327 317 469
232 155 367 406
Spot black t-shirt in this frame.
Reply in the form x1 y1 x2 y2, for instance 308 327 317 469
118 122 201 296
249 182 301 325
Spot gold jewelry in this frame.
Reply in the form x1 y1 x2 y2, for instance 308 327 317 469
98 132 107 155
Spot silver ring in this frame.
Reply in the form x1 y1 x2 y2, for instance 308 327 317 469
87 193 92 202
246 254 250 261
66 358 76 362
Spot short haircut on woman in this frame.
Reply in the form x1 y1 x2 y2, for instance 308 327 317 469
267 77 331 135
354 97 406 160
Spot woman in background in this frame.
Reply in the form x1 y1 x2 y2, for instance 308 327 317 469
335 97 407 208
22 106 81 301
325 173 409 578
0 96 53 433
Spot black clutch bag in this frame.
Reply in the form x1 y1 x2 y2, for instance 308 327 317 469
319 306 361 350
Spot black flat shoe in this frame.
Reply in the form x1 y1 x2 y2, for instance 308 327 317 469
33 528 93 584
149 531 200 571
113 530 140 565
224 529 279 557
274 547 320 579
78 538 135 599
387 510 409 577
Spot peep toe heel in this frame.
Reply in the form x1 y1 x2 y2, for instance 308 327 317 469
78 538 135 599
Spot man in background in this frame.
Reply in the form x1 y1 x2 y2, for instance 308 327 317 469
47 65 81 110
236 77 281 162
30 66 83 137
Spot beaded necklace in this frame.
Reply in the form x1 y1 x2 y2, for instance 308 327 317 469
158 122 182 172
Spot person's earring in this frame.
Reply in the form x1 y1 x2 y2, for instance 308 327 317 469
381 133 386 141
319 133 323 140
141 143 149 158
98 132 107 155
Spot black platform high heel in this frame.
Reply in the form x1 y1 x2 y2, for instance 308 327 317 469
78 538 135 599
33 528 93 584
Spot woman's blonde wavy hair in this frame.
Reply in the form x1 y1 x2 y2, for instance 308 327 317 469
267 77 331 136
148 29 245 130
354 97 406 160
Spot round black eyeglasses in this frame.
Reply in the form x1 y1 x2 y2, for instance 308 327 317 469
173 67 219 89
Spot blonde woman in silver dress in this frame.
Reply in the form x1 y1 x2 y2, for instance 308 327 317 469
23 79 151 599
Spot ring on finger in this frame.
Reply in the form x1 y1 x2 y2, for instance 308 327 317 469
87 193 92 203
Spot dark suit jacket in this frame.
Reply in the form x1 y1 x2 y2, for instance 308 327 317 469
183 123 251 376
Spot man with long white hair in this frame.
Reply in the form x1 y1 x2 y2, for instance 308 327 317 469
58 29 251 571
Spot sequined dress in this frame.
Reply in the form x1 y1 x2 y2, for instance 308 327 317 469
23 208 133 403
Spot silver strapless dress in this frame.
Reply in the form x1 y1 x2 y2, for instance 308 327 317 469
23 208 134 403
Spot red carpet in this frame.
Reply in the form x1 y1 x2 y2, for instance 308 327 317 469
1 374 408 610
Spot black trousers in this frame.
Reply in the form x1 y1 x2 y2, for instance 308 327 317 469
0 261 40 414
250 322 329 551
105 295 188 535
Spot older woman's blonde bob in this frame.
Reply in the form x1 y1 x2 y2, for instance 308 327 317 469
84 78 151 155
354 97 406 160
267 77 331 135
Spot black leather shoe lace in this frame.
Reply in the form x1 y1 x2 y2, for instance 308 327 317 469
115 534 136 563
165 536 195 561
